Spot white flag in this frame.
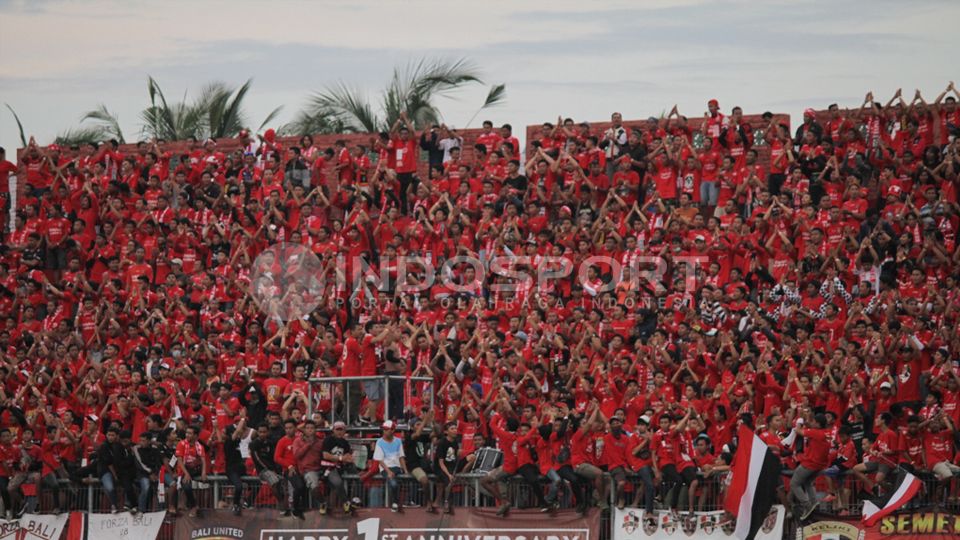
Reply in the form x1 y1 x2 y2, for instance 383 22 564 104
16 513 68 540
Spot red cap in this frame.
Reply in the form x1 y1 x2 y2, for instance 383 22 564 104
264 128 276 143
804 108 816 117
708 99 719 107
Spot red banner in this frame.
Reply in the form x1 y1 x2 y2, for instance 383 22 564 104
176 508 601 540
798 512 960 540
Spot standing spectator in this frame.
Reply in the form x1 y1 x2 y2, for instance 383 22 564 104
792 413 831 520
390 112 419 213
221 420 248 516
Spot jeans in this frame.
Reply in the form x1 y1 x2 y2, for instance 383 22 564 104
325 469 348 506
100 472 134 508
791 465 820 512
544 469 562 504
288 474 305 512
41 473 63 510
386 375 405 420
382 467 403 506
0 477 9 513
557 465 588 509
397 172 416 214
227 469 244 507
635 466 656 513
136 476 152 512
517 464 548 507
700 181 718 207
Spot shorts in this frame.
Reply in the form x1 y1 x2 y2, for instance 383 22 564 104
363 380 383 400
822 465 850 478
574 463 603 480
410 467 429 483
437 460 467 482
609 466 628 484
485 467 511 483
259 470 282 486
303 470 321 489
932 461 960 480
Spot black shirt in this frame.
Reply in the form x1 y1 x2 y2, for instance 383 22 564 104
404 432 432 471
249 434 279 473
223 437 245 473
504 174 528 193
434 437 460 473
321 436 352 468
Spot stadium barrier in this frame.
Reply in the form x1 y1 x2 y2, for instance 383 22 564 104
6 460 957 539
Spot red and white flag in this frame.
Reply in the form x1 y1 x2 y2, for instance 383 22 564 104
862 470 921 526
724 425 782 540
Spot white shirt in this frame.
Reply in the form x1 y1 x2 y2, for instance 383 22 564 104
373 437 405 469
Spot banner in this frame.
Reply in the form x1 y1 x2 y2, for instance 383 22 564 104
66 511 166 540
798 512 960 540
176 508 601 540
0 513 68 540
613 506 785 540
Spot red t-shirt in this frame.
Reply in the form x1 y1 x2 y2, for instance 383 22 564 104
341 336 361 377
176 439 206 471
924 430 954 465
799 428 831 471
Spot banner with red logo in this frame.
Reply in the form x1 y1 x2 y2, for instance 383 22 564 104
798 512 960 540
613 506 785 540
0 514 67 540
176 507 601 540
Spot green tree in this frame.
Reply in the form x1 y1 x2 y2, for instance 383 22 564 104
285 57 505 135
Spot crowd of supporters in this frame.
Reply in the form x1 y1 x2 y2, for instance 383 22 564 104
0 83 958 522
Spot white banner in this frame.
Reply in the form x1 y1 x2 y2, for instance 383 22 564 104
80 511 166 540
0 513 68 540
613 506 785 540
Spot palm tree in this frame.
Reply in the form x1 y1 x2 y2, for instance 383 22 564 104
48 76 281 143
285 57 506 135
80 105 126 143
4 104 27 147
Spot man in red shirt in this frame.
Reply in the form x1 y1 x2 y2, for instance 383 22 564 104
793 413 831 520
923 413 958 485
390 112 419 213
852 413 897 493
571 404 606 513
359 321 393 424
341 322 363 424
273 419 299 505
480 402 520 517
175 425 207 517
290 420 324 520
603 416 631 509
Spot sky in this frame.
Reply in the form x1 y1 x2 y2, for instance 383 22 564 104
1 0 958 156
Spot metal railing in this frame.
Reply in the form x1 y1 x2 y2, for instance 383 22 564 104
7 466 958 540
307 375 434 427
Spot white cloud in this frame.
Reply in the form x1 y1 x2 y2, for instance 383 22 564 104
1 0 957 152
